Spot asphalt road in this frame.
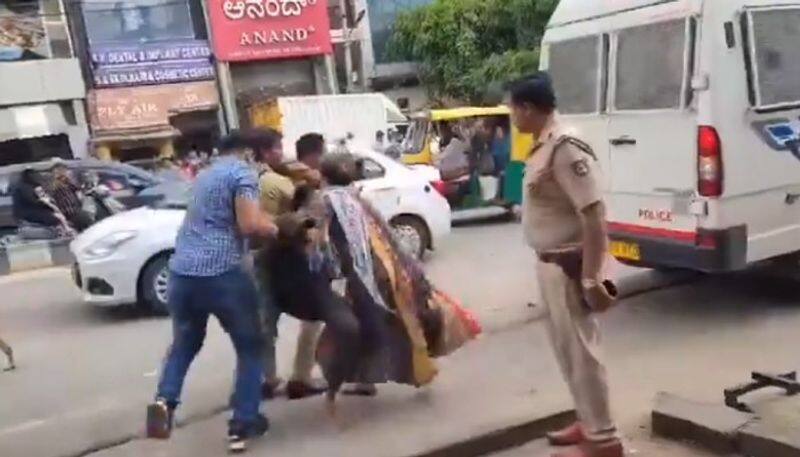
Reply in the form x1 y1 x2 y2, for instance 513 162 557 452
2 221 800 457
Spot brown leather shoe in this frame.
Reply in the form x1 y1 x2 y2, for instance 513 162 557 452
551 439 624 457
286 380 327 400
546 422 586 446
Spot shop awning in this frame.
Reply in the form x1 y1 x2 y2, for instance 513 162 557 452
0 104 70 143
92 128 180 144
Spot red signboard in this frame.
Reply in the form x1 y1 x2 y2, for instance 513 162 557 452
208 0 333 62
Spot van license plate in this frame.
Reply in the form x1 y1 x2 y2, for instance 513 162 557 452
610 241 641 261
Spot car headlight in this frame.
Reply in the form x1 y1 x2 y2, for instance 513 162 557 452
83 231 138 259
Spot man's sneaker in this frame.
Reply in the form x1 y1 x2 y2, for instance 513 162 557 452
146 399 174 439
227 414 269 454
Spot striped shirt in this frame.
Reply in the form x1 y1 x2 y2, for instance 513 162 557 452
47 177 83 219
170 156 260 277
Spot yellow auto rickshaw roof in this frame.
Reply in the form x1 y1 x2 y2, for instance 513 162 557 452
414 106 510 122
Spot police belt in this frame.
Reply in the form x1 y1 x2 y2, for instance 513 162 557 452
538 245 618 312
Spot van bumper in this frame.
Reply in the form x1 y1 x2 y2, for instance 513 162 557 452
609 225 748 273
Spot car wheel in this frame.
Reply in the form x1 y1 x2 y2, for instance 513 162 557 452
140 254 170 315
391 216 429 261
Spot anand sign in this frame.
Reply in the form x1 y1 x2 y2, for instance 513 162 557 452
208 0 333 62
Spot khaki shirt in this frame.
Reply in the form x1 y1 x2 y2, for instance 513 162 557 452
522 118 602 253
259 167 295 216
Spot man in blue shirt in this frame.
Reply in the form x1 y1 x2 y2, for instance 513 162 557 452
147 131 278 453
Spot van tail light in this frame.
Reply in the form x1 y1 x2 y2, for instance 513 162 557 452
698 126 723 197
696 231 718 249
431 180 448 197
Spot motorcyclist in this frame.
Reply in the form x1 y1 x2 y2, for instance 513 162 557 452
12 168 73 240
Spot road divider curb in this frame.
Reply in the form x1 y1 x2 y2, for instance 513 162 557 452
410 409 576 457
651 392 800 456
0 239 74 276
652 392 753 455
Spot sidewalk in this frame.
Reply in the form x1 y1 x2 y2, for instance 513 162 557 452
92 323 573 457
492 437 716 457
87 269 713 457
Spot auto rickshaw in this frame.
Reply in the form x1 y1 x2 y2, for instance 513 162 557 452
401 106 534 214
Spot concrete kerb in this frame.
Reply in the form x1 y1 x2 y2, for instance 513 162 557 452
738 420 800 457
411 409 576 457
655 391 800 456
0 238 74 275
66 404 232 457
652 392 755 455
71 407 576 457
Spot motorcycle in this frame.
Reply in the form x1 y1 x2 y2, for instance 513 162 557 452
81 181 126 223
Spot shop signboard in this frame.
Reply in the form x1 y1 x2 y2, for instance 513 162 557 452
88 81 219 133
91 41 212 65
208 0 333 62
91 41 215 89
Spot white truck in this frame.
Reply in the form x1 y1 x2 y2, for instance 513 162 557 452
541 0 800 272
277 93 407 158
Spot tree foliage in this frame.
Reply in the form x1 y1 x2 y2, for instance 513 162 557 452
388 0 558 104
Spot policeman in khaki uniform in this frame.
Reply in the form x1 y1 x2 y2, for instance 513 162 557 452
509 73 623 457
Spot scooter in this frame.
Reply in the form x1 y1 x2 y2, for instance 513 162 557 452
82 183 126 223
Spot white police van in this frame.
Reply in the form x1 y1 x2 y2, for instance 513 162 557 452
541 0 800 272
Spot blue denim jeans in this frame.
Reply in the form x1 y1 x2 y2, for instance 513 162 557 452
156 266 264 423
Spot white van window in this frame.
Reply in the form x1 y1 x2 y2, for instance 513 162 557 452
615 20 686 111
549 37 600 114
748 9 800 108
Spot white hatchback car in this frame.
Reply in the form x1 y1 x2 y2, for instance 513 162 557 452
70 150 451 313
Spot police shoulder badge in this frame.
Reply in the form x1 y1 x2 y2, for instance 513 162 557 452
571 159 590 177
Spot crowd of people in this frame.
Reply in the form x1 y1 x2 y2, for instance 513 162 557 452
433 117 511 205
145 128 480 453
371 129 404 160
2 72 623 457
144 72 622 457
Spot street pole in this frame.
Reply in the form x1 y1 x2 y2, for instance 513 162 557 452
200 0 238 133
340 0 354 93
216 63 239 131
325 55 340 94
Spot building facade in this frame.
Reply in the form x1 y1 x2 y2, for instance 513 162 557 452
205 0 358 132
366 0 433 112
71 0 221 161
0 0 89 166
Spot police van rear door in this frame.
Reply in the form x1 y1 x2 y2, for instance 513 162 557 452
605 14 700 262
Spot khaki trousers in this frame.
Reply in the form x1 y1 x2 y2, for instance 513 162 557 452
537 260 617 441
291 321 324 382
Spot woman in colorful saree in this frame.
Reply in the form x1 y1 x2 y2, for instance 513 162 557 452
317 154 480 407
258 153 480 414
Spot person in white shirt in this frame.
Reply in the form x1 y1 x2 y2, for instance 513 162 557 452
371 130 386 153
